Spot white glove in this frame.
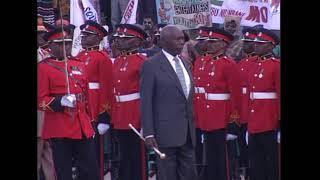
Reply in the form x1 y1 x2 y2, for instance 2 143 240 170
245 131 248 145
201 134 205 144
61 94 76 108
140 128 143 136
277 131 280 143
97 123 110 135
226 134 238 141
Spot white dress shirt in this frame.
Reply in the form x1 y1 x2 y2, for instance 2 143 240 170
162 49 191 96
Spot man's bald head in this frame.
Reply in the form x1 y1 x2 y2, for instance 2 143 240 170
160 25 185 56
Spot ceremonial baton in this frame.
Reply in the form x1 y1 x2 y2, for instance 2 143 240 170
128 123 166 159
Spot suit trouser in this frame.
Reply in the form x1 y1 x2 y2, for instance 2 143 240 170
248 130 279 180
115 129 147 180
156 129 197 180
38 138 56 180
204 128 228 180
49 137 99 180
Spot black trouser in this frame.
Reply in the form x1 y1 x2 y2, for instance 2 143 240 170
249 130 279 180
195 128 204 174
226 139 240 180
49 137 99 180
156 129 197 180
239 124 248 168
93 134 104 179
114 129 147 180
204 129 228 180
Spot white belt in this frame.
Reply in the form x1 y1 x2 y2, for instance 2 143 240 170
195 87 205 94
250 92 277 100
205 93 230 100
88 82 100 89
115 92 140 102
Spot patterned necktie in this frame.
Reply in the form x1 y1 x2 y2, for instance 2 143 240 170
173 57 188 98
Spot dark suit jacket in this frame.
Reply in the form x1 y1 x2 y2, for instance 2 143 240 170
140 51 196 148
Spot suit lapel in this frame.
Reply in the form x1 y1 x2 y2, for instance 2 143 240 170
159 52 185 97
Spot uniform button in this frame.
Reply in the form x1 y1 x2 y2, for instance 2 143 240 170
207 83 210 86
241 68 244 71
69 73 72 76
211 62 213 64
253 86 255 89
206 105 210 108
118 80 121 83
246 59 248 61
254 74 257 77
118 92 120 95
85 53 88 55
258 63 262 66
201 58 204 61
198 77 201 80
75 84 77 87
251 109 254 113
197 96 200 99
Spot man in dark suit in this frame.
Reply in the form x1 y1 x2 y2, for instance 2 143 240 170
140 25 196 180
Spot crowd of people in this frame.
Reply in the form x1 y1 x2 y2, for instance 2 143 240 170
37 6 281 180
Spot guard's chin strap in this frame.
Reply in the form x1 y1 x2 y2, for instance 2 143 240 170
40 43 49 49
120 47 140 56
84 45 100 51
207 46 227 59
260 52 274 58
247 52 256 57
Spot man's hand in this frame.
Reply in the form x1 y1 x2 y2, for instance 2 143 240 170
97 123 110 135
61 94 76 108
145 136 159 150
226 133 238 141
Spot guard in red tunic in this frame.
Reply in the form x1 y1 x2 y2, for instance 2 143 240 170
38 26 99 180
201 28 241 180
111 24 148 180
247 28 280 180
236 27 259 176
192 26 215 175
76 20 113 180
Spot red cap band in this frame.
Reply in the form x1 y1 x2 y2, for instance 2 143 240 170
244 33 256 40
122 28 144 39
48 31 69 41
199 30 209 37
258 33 276 44
85 26 104 38
210 32 231 42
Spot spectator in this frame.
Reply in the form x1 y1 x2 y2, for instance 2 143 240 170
138 23 167 57
224 15 243 61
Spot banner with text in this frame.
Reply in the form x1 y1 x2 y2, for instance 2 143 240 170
211 0 280 30
156 0 212 29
